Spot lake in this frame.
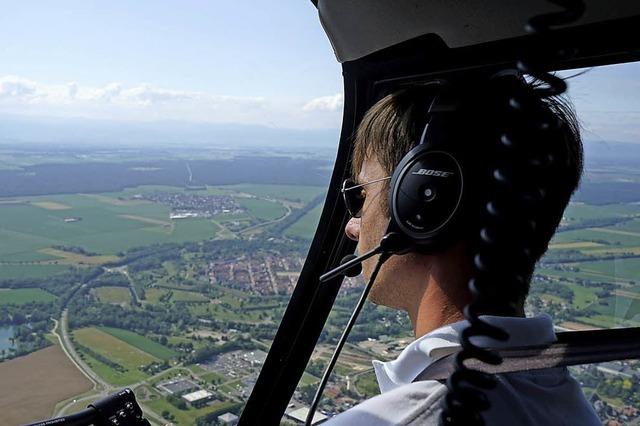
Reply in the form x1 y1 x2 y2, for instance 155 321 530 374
0 326 15 352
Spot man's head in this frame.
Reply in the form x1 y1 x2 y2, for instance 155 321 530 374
344 82 582 316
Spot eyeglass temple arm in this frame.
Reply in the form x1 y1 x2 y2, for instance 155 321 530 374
343 176 391 192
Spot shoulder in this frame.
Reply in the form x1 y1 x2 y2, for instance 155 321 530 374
325 381 447 426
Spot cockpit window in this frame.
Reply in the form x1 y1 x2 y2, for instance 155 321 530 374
0 2 340 425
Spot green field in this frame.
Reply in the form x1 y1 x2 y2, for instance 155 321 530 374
223 184 325 203
0 193 221 260
0 184 323 269
0 288 57 305
200 370 229 384
94 287 131 305
0 184 325 285
97 326 176 360
594 295 640 322
73 327 159 385
285 203 323 238
563 283 599 309
236 198 286 221
552 228 640 248
354 370 380 398
562 202 640 223
578 258 640 282
534 201 640 328
0 264 69 280
146 287 209 304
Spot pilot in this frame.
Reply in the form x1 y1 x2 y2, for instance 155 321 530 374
326 86 601 425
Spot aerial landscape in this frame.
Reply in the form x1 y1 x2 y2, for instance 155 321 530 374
1 137 640 425
2 2 639 424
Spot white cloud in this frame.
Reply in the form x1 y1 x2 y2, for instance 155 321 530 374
0 75 282 125
302 94 343 112
0 76 39 100
0 76 346 129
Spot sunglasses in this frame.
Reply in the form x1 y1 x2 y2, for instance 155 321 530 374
341 176 391 218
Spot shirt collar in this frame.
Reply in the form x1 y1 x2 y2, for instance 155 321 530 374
372 314 557 393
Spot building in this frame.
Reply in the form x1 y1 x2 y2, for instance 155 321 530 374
156 378 199 396
285 407 328 425
181 389 214 408
156 378 199 395
218 412 239 425
242 350 268 367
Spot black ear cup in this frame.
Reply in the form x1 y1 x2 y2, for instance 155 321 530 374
384 84 467 250
389 143 464 248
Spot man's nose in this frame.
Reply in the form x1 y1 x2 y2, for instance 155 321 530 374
345 217 360 241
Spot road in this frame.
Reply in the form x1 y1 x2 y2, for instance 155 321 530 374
50 276 168 425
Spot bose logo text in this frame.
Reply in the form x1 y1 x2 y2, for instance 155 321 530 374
411 169 454 178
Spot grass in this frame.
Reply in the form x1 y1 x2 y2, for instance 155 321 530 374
561 282 599 309
93 287 131 305
593 294 640 322
37 248 120 265
578 258 640 282
285 203 323 238
145 287 209 304
0 264 69 280
0 288 57 305
552 228 640 247
0 193 221 262
144 288 169 303
171 289 209 303
73 327 158 385
299 372 320 386
76 346 148 386
221 184 325 203
562 202 640 223
354 370 380 398
97 326 176 360
186 364 208 375
549 241 604 249
200 371 228 384
236 198 286 221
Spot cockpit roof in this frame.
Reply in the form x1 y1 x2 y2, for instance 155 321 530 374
316 0 640 63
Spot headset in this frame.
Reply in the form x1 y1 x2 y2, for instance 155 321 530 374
323 77 500 280
386 84 468 253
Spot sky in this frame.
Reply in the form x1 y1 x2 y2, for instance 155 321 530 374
0 0 343 129
0 1 639 140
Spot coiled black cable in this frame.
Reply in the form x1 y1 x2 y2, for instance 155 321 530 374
440 1 585 425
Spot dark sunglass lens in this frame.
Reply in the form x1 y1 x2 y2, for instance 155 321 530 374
342 179 365 218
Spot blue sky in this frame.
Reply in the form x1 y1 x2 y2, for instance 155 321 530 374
0 0 343 128
0 1 638 140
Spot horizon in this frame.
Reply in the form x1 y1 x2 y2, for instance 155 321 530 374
0 2 638 140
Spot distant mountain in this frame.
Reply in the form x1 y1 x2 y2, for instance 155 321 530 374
0 114 339 150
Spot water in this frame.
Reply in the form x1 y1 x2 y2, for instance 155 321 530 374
0 326 15 352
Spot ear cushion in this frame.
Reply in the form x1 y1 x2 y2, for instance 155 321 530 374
389 143 464 247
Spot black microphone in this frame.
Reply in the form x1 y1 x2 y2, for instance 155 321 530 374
319 246 381 283
319 233 411 283
340 254 363 277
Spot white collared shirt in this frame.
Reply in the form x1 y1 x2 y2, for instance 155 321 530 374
326 314 600 426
